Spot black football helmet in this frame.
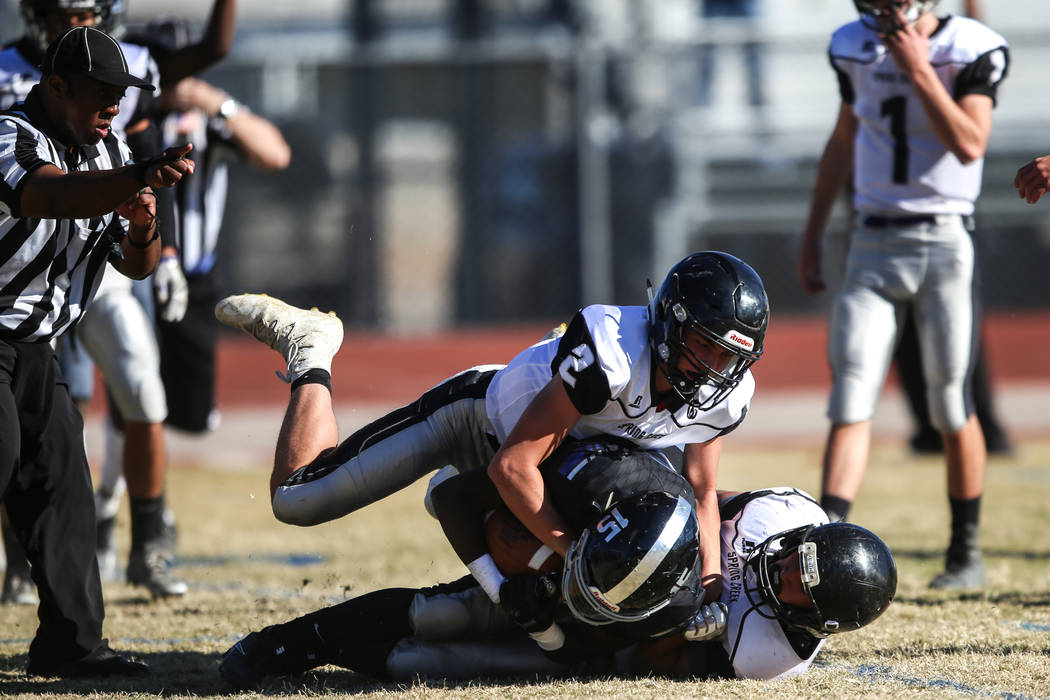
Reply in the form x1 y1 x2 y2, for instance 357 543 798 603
562 492 699 626
853 1 938 34
648 251 769 410
22 0 117 50
745 522 897 638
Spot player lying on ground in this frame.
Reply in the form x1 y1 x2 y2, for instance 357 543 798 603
219 484 896 688
430 439 707 659
215 251 770 603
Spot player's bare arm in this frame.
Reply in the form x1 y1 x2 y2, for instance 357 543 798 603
487 376 580 557
1014 156 1050 204
684 439 723 601
18 143 194 219
431 469 503 567
797 102 857 296
882 9 992 163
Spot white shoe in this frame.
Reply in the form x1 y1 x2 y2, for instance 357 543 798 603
215 294 344 383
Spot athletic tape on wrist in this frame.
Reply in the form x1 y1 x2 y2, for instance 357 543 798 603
467 554 507 604
529 622 566 651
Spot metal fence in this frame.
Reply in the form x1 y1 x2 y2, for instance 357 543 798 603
4 1 1049 329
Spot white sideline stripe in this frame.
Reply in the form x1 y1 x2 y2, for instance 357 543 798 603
528 545 555 570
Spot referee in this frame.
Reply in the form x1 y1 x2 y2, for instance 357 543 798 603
0 27 192 676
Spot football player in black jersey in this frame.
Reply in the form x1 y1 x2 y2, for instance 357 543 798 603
217 451 897 688
219 439 706 689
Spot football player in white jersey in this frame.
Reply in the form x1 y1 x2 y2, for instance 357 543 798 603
795 0 1008 590
628 487 896 680
215 251 769 604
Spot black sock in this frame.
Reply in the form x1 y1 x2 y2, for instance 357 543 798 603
820 494 852 523
264 587 416 679
130 495 166 552
291 369 332 394
948 495 981 557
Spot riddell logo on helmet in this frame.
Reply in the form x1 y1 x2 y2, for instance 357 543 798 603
723 331 754 351
589 586 621 613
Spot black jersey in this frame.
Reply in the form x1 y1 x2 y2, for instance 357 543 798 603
537 439 705 662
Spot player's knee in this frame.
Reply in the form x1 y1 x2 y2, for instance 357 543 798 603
423 466 460 520
409 591 473 638
928 391 968 433
270 490 324 527
828 382 877 425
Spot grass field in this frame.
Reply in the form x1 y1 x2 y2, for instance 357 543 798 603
1 438 1048 699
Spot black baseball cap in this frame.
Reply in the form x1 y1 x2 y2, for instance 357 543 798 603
42 26 155 91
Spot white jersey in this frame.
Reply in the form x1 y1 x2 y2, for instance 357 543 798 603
0 38 160 136
485 304 753 449
718 488 829 680
829 16 1009 215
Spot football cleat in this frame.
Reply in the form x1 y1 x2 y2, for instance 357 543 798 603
96 516 120 583
219 631 275 690
127 543 188 598
214 294 343 383
1 569 37 606
929 550 985 590
1 526 37 605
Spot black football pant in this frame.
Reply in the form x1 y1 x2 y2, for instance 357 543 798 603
157 272 219 433
0 339 105 665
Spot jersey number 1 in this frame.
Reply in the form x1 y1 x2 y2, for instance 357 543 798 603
881 96 908 184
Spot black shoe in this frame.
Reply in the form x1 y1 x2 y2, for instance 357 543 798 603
27 643 149 678
219 631 272 690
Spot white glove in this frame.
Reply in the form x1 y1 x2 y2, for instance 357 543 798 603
683 602 728 642
154 255 189 322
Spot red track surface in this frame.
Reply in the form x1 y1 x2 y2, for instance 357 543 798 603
211 311 1050 409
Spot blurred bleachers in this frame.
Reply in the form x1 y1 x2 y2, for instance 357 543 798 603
2 0 1048 329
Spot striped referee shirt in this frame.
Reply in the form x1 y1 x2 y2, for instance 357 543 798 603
0 85 132 342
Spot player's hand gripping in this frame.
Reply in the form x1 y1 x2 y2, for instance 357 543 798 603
683 601 728 642
499 573 560 633
154 252 189 322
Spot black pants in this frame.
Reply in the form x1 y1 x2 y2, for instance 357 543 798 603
156 272 218 433
0 339 105 664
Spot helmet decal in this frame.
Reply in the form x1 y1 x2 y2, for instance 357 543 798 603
723 330 755 352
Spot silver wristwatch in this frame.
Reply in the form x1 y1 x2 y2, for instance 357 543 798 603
218 97 240 120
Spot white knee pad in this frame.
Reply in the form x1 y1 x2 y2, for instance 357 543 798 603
95 415 127 521
77 273 167 423
423 465 461 520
